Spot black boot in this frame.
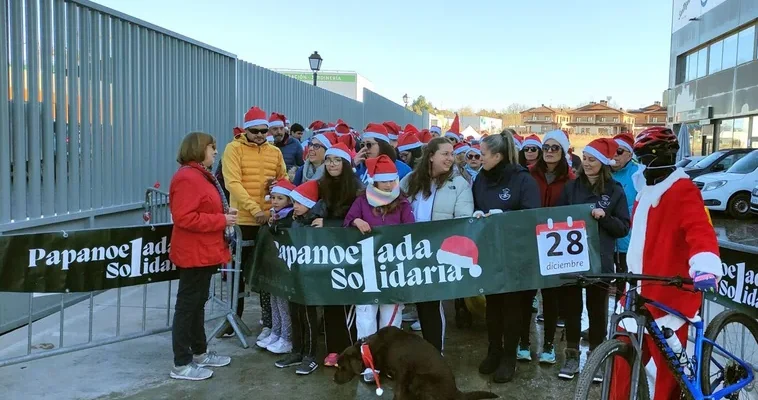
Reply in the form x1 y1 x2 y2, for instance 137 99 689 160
493 356 516 383
479 344 503 375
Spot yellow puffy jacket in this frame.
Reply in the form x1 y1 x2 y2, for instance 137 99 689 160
222 135 288 226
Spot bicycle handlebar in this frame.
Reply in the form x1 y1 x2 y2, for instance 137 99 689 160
561 273 693 286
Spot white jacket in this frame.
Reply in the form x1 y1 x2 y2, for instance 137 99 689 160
399 173 474 221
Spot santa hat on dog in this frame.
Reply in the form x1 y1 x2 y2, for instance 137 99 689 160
289 180 320 209
243 106 268 129
265 179 296 202
583 138 619 166
365 155 398 183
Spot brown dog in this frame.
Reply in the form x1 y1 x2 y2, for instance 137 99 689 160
333 326 498 400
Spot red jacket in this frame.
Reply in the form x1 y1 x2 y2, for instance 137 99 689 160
529 164 575 207
169 162 231 268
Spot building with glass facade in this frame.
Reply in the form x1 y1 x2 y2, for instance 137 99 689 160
668 0 758 155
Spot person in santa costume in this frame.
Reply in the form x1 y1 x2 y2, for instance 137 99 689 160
609 126 721 399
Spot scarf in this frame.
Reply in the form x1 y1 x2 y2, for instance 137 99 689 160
302 159 325 182
366 180 401 207
184 162 235 243
273 206 293 221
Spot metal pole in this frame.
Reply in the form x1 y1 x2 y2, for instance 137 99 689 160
313 72 317 86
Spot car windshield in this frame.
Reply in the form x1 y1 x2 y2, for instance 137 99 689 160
692 151 726 168
726 150 758 174
675 158 692 168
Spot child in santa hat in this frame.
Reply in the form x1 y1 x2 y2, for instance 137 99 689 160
343 154 415 383
273 179 325 376
256 180 296 355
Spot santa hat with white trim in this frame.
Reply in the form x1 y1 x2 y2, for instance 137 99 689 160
363 123 390 143
445 115 461 142
397 133 422 152
513 133 524 150
233 126 244 137
311 132 335 149
309 120 328 132
613 132 634 153
417 129 433 144
382 122 401 141
583 138 619 166
430 126 442 136
436 235 482 278
521 134 542 149
268 112 286 128
289 180 320 209
543 129 570 158
467 144 482 156
325 142 354 164
243 106 268 129
365 154 397 183
453 142 470 155
335 122 350 137
265 179 296 202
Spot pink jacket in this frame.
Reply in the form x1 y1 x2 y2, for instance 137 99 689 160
343 194 415 228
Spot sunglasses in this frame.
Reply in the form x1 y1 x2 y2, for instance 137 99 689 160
616 148 628 156
542 144 562 153
362 142 376 149
246 128 268 135
523 146 540 153
467 153 481 160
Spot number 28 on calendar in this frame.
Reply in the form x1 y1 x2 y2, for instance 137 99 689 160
535 217 591 277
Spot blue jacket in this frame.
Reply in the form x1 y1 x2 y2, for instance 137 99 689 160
355 159 412 184
277 136 304 170
611 160 641 253
472 163 540 213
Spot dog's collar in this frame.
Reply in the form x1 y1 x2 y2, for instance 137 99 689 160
360 344 384 396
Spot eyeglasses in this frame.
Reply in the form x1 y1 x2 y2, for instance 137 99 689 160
246 128 268 135
467 153 481 160
616 148 628 156
309 143 326 151
325 157 342 165
542 144 561 153
362 142 376 149
523 146 540 153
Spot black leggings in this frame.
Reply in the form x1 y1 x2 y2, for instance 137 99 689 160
519 288 560 348
323 305 357 354
518 290 537 348
486 291 532 362
615 252 628 295
563 284 609 350
290 302 319 357
417 301 446 352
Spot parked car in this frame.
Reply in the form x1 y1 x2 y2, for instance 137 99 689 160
684 148 753 179
694 150 758 219
675 155 704 168
751 184 758 215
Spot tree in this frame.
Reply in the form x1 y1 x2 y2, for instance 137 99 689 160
410 95 435 115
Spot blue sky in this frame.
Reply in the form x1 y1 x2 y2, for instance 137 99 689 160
93 0 673 111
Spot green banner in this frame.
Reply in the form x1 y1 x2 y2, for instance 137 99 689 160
280 72 357 83
706 244 758 319
250 205 603 305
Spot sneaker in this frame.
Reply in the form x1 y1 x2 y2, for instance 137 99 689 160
275 353 303 368
402 309 418 322
257 333 279 349
558 349 580 380
256 327 272 342
536 314 545 323
266 337 292 354
493 357 516 383
296 357 318 375
516 345 532 361
410 320 422 331
556 318 565 328
193 352 231 368
362 367 377 383
593 367 604 383
324 353 339 367
539 344 557 364
478 345 503 375
170 363 213 381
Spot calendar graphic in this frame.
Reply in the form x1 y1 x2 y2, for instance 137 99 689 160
535 217 591 276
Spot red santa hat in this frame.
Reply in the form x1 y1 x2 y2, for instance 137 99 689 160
233 126 244 137
453 142 470 155
584 138 619 166
467 144 482 156
521 134 542 149
311 132 335 149
417 129 433 144
363 123 390 143
513 133 525 150
430 125 442 136
325 142 354 164
397 132 422 152
337 134 357 151
289 180 320 209
365 154 397 183
403 124 419 136
466 135 475 142
614 132 634 153
382 122 402 141
265 179 296 201
268 112 286 128
243 106 268 129
445 115 461 141
335 122 351 137
309 120 328 132
435 236 482 278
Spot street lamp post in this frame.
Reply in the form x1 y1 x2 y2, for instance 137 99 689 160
308 51 323 86
403 93 409 108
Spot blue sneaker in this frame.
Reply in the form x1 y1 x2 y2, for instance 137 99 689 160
539 344 556 364
517 344 532 361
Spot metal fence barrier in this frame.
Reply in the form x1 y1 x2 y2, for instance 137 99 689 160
0 187 247 368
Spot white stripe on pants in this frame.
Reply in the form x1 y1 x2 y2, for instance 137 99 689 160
356 304 404 340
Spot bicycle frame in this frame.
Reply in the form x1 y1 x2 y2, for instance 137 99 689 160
609 288 754 400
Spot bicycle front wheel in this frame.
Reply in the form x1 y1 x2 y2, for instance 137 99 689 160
700 310 758 398
575 339 651 400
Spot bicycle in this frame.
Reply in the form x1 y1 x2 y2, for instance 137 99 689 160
564 273 758 400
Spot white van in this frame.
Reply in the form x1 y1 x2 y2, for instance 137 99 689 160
694 150 758 219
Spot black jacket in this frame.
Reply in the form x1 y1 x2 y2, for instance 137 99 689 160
291 200 326 228
472 163 541 213
558 177 630 273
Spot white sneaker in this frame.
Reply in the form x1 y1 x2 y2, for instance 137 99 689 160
266 337 292 354
256 332 279 349
170 363 213 381
256 327 271 342
411 320 422 331
362 367 377 383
